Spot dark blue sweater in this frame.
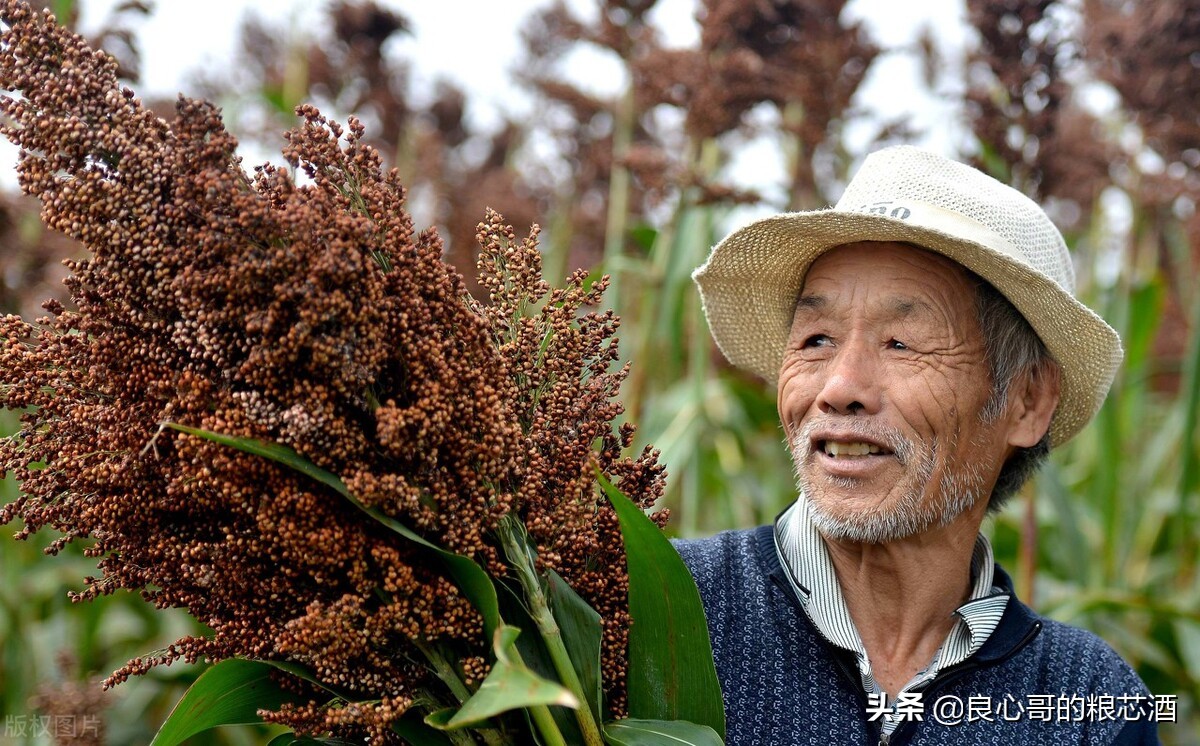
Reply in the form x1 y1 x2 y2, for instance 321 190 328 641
674 526 1161 745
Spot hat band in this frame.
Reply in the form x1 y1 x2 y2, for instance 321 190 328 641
838 198 1027 270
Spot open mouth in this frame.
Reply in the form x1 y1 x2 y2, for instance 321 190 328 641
816 439 894 458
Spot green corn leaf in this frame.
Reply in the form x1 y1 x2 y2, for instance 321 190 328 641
425 625 578 730
596 471 725 738
602 718 724 746
150 659 295 746
166 424 501 638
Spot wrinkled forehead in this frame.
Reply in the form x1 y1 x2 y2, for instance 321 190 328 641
795 240 982 317
802 241 975 286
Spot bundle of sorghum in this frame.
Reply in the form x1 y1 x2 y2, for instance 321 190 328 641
0 2 666 742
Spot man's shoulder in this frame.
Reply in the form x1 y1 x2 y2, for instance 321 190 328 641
1025 614 1152 695
970 612 1161 744
671 525 774 580
670 525 786 625
670 524 766 553
981 568 1151 697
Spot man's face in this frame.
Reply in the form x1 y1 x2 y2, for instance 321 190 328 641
777 241 1014 543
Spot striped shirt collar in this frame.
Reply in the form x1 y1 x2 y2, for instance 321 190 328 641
774 494 1010 697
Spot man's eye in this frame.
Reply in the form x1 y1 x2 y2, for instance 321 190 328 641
887 339 908 350
803 334 830 348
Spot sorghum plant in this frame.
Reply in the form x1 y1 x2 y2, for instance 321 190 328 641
0 3 720 744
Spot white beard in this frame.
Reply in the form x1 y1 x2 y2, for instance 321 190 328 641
788 417 987 544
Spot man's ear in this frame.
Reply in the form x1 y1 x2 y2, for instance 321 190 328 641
1006 361 1061 448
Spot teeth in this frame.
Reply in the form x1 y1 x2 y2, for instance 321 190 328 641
823 441 882 457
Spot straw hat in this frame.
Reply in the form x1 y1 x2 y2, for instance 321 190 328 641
692 145 1122 446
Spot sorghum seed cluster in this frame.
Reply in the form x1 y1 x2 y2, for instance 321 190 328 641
0 2 665 741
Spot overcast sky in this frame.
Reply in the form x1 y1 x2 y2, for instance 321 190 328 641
2 0 976 206
75 0 973 147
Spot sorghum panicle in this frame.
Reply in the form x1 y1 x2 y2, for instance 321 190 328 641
0 1 665 740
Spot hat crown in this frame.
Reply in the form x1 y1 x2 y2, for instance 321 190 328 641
834 145 1076 294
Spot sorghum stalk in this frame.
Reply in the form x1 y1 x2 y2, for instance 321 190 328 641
414 641 507 746
440 723 478 746
497 515 605 746
528 705 569 746
416 641 474 704
600 83 636 316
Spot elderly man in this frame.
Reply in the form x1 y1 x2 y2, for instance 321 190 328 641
676 146 1159 744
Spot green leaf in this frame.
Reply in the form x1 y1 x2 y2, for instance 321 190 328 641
1173 618 1200 680
260 659 345 698
495 580 586 743
167 424 501 638
422 709 457 729
193 663 450 745
546 568 603 723
262 85 293 118
258 657 455 743
602 718 724 746
50 0 76 25
393 714 458 746
426 625 578 730
629 224 659 254
1123 280 1163 375
150 659 295 746
597 471 725 738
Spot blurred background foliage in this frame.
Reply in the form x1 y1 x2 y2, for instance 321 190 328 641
0 0 1196 743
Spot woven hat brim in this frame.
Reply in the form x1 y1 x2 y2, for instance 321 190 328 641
692 210 1123 447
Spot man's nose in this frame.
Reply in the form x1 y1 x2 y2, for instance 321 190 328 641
816 339 882 416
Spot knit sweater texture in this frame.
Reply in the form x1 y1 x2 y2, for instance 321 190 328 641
673 526 1161 745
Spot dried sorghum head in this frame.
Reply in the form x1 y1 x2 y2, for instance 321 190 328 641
0 1 665 740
